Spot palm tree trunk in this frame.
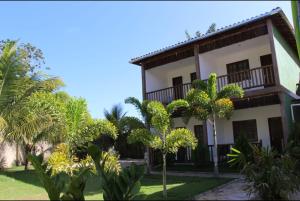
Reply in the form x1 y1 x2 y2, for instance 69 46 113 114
145 146 151 174
16 143 19 166
24 144 32 170
162 152 167 199
212 114 219 176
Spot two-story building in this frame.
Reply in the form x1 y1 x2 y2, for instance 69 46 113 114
130 8 300 164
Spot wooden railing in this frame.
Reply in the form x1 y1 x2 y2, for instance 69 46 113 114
146 65 275 104
207 140 262 164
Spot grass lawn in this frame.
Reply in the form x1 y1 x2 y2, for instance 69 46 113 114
0 166 232 200
152 163 240 173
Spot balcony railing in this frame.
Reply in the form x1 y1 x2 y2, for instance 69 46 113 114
146 65 275 104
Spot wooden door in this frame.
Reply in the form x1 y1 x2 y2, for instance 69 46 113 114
268 117 283 153
260 54 273 86
172 76 183 99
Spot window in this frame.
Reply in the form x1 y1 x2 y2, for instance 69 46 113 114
194 125 203 140
190 72 197 82
226 59 250 83
233 119 258 142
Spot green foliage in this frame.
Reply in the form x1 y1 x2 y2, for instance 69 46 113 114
166 128 197 153
228 146 300 200
28 154 90 201
166 99 189 114
88 144 144 200
128 100 198 198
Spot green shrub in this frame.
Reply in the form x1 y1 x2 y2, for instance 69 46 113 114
28 154 90 201
228 146 300 200
88 144 144 200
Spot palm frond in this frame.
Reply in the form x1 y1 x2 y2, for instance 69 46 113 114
217 84 244 99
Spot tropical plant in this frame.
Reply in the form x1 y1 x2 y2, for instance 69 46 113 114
185 73 243 175
88 144 144 200
4 91 65 169
104 104 145 158
28 154 90 201
185 23 217 39
125 97 152 174
127 100 197 199
228 146 300 200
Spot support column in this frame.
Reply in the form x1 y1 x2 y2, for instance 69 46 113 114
279 92 290 146
194 44 209 147
267 19 289 147
141 66 146 100
194 44 201 79
267 19 280 86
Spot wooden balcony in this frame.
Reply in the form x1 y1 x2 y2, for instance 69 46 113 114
146 65 275 104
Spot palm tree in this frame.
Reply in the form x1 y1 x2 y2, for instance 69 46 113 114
104 104 145 156
185 73 244 175
0 41 65 169
128 100 197 199
125 97 152 174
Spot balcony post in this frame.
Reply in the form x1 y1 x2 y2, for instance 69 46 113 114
194 44 209 147
194 44 201 79
141 66 146 100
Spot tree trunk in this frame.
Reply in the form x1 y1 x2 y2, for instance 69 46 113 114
212 114 219 176
16 143 19 166
145 146 151 174
24 144 32 170
162 153 167 199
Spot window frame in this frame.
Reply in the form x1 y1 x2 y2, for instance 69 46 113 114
226 59 250 83
232 119 258 142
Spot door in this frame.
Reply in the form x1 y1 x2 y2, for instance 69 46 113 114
172 76 183 99
268 117 284 153
260 54 274 86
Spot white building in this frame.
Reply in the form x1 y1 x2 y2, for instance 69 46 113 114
130 8 300 164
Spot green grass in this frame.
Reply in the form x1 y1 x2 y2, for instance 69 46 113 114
152 163 240 173
0 166 232 200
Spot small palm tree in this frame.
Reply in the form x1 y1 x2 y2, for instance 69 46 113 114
128 100 197 199
125 97 152 174
185 73 244 175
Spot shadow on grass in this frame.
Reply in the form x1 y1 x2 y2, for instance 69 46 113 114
0 167 231 200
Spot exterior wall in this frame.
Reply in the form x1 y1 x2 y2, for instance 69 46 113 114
145 57 195 92
145 35 271 93
172 104 281 148
199 35 271 80
0 140 52 168
272 25 300 93
0 141 25 168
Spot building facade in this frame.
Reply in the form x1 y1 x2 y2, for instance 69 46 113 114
130 8 300 164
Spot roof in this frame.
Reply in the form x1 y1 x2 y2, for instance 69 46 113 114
130 7 293 65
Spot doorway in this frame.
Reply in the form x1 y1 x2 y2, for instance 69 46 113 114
260 54 274 86
172 76 183 99
268 117 284 153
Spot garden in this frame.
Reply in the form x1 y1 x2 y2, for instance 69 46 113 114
1 26 300 199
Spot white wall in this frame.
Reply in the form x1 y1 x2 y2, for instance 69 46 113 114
199 35 271 80
172 104 281 148
145 57 195 92
145 35 272 93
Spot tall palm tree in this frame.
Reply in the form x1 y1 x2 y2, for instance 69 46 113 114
125 97 152 174
185 73 244 175
0 41 65 169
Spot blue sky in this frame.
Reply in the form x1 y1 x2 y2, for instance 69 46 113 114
0 1 293 118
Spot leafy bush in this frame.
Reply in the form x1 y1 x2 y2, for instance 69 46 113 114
28 154 91 201
228 146 300 200
88 144 144 200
